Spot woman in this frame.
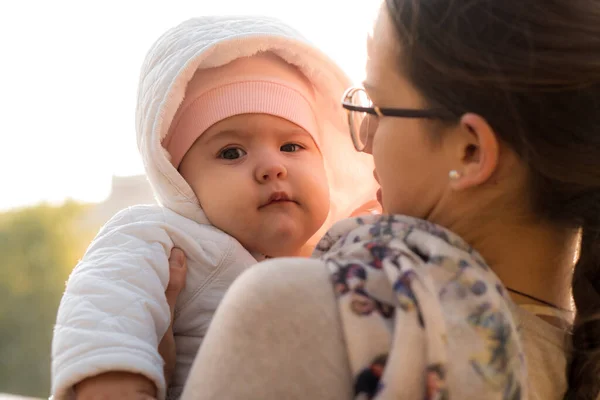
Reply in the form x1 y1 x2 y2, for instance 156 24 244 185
168 1 599 399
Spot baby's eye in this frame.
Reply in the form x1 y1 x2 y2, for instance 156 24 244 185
218 147 246 160
280 143 303 152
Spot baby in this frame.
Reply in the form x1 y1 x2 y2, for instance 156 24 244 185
51 16 378 400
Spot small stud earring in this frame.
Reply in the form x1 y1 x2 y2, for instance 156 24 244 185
449 170 461 180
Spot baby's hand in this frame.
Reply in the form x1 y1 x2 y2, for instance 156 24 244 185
74 371 157 400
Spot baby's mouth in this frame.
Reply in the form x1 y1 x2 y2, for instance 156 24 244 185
260 191 298 208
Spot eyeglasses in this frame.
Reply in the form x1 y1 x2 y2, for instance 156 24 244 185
341 87 455 152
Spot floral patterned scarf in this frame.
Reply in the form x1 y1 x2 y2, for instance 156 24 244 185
313 215 528 400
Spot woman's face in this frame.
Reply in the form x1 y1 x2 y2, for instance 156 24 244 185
363 6 454 219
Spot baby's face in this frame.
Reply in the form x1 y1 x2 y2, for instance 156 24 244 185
179 113 330 257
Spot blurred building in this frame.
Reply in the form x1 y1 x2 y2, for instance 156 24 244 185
0 394 40 400
80 174 156 229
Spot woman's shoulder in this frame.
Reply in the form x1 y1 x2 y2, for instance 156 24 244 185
224 257 337 313
516 306 570 400
214 256 345 353
184 257 353 400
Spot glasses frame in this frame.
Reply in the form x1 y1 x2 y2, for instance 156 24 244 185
341 87 455 151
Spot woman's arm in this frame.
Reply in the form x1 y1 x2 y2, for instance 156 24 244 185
181 258 353 400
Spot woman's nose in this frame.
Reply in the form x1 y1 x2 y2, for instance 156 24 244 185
363 136 374 154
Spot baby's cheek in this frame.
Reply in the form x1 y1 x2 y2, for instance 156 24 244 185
194 176 234 212
313 166 331 204
312 179 331 226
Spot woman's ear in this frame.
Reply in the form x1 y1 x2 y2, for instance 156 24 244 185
449 113 499 191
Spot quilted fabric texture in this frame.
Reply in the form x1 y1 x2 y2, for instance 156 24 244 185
52 16 378 400
52 206 256 400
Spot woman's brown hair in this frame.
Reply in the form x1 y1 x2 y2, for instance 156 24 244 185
384 0 600 398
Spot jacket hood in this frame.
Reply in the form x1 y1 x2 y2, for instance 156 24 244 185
136 15 378 242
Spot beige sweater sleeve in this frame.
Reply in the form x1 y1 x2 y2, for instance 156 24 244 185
180 258 353 400
181 257 569 400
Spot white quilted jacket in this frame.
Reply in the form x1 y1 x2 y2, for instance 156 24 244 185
51 16 378 400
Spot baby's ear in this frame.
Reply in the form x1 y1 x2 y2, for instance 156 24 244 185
350 200 382 217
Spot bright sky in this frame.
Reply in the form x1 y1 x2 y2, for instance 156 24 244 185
0 0 379 211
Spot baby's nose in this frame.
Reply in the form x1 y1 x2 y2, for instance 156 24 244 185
255 160 288 182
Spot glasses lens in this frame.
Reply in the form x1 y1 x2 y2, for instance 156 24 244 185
349 89 377 151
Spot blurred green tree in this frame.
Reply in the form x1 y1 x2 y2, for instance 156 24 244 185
0 201 93 398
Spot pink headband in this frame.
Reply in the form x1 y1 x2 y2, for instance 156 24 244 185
163 53 320 168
